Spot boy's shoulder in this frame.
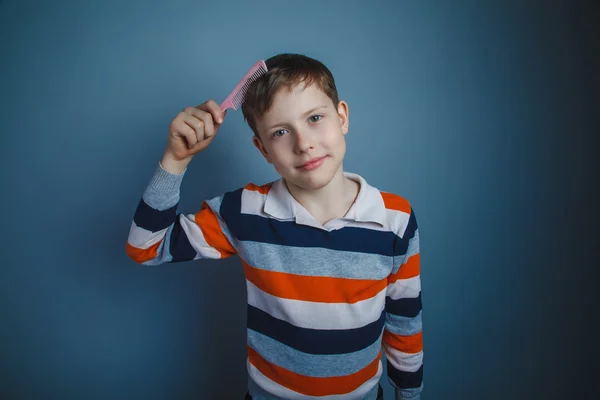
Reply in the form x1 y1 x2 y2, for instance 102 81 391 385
208 180 278 212
241 181 276 195
351 173 413 215
211 180 276 200
378 189 412 215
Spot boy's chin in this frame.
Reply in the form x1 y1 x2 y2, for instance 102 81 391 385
282 167 340 191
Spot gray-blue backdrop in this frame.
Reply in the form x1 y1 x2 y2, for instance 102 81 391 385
1 0 598 399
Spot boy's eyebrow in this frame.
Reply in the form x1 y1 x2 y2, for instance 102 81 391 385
266 105 329 130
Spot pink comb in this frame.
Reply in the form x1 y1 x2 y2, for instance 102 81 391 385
220 60 268 111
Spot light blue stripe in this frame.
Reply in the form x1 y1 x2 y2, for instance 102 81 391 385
239 241 393 279
248 374 381 400
406 230 419 259
205 194 224 216
247 329 383 377
385 310 422 336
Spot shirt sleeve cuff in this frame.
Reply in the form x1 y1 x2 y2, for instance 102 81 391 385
395 388 421 400
142 161 186 211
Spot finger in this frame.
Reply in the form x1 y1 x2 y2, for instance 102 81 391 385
182 113 206 142
197 100 225 124
178 121 198 148
186 108 214 139
191 134 216 154
196 110 215 139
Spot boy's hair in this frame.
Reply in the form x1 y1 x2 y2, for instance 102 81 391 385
241 53 340 138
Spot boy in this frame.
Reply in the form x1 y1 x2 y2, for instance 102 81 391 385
126 54 423 400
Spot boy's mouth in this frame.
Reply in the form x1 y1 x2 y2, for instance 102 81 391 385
298 156 327 170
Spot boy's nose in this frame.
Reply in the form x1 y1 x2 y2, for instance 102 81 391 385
293 130 315 153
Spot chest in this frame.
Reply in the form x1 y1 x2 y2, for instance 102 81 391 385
238 227 395 282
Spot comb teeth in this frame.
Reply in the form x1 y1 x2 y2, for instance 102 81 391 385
231 67 267 108
221 60 268 111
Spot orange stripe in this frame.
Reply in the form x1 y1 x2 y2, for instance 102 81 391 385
126 241 160 263
242 259 386 303
389 253 420 283
383 330 423 354
194 202 236 258
380 192 411 214
244 182 272 195
248 346 381 396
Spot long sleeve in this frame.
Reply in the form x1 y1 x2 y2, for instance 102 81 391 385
126 162 237 265
383 208 423 400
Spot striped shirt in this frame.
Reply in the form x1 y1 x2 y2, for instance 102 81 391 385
126 162 424 400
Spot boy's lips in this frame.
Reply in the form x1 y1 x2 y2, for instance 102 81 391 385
297 156 327 170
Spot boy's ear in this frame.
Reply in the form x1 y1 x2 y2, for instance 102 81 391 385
337 100 349 135
252 135 273 164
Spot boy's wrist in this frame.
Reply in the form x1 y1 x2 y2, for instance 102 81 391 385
161 152 191 175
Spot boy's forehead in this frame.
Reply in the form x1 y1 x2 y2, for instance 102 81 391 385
263 83 331 121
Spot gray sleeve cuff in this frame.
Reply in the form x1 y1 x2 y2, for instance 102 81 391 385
394 386 422 400
395 390 420 400
142 161 187 211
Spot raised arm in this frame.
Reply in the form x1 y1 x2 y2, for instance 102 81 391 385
126 100 236 265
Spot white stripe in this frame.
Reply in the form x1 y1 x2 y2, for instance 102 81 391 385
383 346 423 373
246 281 386 330
386 209 411 236
386 276 421 300
178 213 222 259
127 221 168 249
247 358 382 400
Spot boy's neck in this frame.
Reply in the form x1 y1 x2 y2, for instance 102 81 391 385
283 165 360 225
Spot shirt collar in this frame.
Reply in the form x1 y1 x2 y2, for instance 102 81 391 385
263 172 387 227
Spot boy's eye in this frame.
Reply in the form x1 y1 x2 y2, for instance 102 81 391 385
272 129 287 138
309 115 322 123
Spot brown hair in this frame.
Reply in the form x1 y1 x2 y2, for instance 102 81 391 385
241 53 340 138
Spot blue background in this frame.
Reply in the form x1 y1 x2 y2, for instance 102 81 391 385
1 0 598 398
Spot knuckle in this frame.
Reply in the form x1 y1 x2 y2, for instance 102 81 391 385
196 109 207 119
201 113 212 125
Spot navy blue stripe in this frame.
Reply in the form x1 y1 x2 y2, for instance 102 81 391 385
392 208 418 257
220 189 400 256
386 293 422 318
387 361 423 389
405 209 418 240
169 217 196 262
247 305 385 355
133 198 177 232
393 232 409 258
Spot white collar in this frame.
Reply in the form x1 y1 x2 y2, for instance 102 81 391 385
263 172 387 228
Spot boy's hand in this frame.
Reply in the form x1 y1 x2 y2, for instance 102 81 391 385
161 100 226 174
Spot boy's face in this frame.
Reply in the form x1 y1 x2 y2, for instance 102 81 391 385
252 83 349 191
